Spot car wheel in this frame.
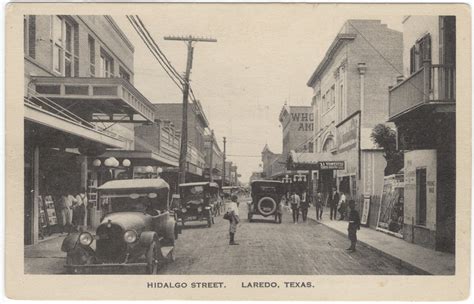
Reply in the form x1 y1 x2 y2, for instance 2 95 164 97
146 241 159 274
207 217 212 228
257 197 277 216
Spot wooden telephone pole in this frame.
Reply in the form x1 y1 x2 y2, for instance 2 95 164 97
164 35 217 185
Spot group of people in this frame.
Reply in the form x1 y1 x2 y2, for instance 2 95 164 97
58 188 88 233
284 191 311 224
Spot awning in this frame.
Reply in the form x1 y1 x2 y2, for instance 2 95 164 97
30 76 156 123
100 150 178 167
25 103 126 150
287 150 345 171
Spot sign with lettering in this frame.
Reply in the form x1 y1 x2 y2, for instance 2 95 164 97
337 113 359 153
318 161 345 170
290 111 314 132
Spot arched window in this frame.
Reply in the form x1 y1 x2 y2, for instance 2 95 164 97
322 136 335 152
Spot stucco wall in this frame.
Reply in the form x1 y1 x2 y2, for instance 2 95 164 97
402 16 440 77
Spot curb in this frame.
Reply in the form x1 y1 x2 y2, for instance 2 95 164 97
308 216 432 275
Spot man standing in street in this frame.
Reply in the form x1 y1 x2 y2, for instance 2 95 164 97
290 191 301 224
226 194 240 245
346 200 361 252
314 191 323 220
300 190 309 222
328 187 339 220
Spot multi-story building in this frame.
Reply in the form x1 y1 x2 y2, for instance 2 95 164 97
153 102 209 183
300 20 403 201
388 16 455 252
203 132 224 185
24 15 162 244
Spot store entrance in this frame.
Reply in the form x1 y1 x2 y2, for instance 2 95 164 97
319 170 335 205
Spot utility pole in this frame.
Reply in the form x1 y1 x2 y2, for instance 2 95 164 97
209 130 214 182
164 35 217 185
222 137 227 186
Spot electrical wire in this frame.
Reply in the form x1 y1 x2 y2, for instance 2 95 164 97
126 15 184 92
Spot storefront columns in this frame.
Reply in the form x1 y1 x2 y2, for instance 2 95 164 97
31 145 40 244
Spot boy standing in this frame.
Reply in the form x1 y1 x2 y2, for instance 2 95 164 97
346 200 361 252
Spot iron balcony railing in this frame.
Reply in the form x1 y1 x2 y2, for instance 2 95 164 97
389 63 455 119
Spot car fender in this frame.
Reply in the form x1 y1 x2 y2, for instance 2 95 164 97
139 231 157 247
163 217 176 242
61 232 81 252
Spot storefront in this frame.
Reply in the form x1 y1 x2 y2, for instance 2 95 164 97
24 111 125 244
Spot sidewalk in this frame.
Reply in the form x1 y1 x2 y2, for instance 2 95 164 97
307 207 455 275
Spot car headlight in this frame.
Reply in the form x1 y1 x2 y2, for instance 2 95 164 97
79 232 93 246
123 230 138 244
181 208 187 213
197 206 203 212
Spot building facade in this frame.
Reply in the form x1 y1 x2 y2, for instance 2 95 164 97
388 16 456 252
153 102 209 183
203 132 224 185
24 15 160 244
306 20 403 202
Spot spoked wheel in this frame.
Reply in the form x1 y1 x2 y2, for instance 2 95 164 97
146 241 159 274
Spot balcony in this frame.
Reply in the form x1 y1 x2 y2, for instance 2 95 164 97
30 76 156 122
389 64 455 121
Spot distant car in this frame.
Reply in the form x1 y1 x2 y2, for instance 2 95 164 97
61 178 179 274
248 180 285 223
176 182 220 228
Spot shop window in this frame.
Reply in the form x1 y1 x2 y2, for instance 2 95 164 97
416 167 427 226
52 16 78 76
99 49 114 78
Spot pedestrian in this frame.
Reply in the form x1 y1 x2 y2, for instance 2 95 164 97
60 192 75 233
74 188 87 229
290 191 301 224
338 191 347 220
300 190 309 222
314 191 323 220
328 187 339 220
224 194 240 245
346 200 361 252
275 196 284 224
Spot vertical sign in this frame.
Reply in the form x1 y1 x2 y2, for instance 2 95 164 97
360 195 370 225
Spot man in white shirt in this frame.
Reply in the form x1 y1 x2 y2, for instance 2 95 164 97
290 192 301 224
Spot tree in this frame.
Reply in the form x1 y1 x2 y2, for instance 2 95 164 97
370 124 404 176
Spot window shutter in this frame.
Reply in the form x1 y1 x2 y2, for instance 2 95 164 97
28 16 36 58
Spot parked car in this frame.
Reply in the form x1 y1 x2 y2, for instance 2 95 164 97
175 182 220 228
248 180 285 223
61 178 179 274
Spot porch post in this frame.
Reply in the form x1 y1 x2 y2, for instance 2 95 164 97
31 146 40 244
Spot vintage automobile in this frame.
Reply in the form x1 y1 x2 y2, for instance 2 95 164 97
248 180 285 223
175 182 220 228
61 178 179 274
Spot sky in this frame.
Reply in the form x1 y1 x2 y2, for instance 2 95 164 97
114 5 404 183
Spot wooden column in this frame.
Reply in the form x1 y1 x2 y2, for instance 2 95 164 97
31 146 40 244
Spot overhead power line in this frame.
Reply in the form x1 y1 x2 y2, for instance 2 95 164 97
126 15 184 91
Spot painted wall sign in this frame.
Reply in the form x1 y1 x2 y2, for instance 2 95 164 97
360 195 371 226
337 113 359 153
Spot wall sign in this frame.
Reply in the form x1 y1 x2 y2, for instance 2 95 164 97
318 161 345 170
360 195 371 225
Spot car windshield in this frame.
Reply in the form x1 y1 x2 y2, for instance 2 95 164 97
100 191 167 214
253 184 282 194
181 186 205 202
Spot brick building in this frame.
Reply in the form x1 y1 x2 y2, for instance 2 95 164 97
290 20 403 206
153 102 209 182
203 131 224 185
24 15 160 243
